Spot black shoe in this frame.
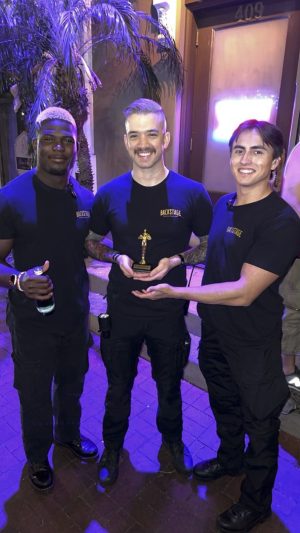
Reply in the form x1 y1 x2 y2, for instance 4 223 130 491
98 448 120 486
217 502 271 532
163 439 193 475
28 460 53 492
55 435 98 461
193 458 243 480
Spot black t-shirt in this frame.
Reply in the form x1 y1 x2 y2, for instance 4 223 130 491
90 171 212 317
198 191 300 343
0 169 93 331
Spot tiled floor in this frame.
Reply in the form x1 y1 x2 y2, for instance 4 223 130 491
0 288 300 533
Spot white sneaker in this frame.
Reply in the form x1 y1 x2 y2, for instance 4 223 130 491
286 369 300 403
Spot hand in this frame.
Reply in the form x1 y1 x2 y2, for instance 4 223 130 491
132 283 173 300
19 260 53 300
116 254 135 278
132 257 173 282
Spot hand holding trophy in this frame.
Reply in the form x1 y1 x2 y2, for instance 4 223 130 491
132 229 152 272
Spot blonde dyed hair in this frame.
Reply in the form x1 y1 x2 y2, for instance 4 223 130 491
35 107 76 131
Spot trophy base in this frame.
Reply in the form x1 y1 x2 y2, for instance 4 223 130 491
132 262 152 272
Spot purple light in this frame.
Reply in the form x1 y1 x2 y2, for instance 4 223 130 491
213 95 277 142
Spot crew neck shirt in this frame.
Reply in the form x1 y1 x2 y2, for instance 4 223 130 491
198 191 300 343
91 171 212 317
0 169 93 331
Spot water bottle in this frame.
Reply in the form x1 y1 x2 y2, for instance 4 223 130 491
34 266 55 314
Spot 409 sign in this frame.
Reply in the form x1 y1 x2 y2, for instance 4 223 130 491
235 2 265 22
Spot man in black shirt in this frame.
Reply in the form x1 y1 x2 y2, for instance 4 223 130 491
86 98 212 485
134 120 300 532
0 107 98 492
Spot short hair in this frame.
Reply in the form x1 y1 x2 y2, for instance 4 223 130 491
229 119 285 158
35 107 77 131
123 98 167 130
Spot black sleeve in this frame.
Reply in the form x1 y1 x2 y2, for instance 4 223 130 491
0 194 15 239
89 190 110 236
191 185 213 237
245 212 300 277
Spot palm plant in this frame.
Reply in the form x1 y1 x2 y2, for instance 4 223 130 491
0 0 183 189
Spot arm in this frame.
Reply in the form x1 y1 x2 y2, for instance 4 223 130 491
132 262 279 306
180 235 208 265
0 239 18 287
85 230 135 278
0 240 53 300
132 235 209 282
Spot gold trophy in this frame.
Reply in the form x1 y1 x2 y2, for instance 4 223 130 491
132 229 152 272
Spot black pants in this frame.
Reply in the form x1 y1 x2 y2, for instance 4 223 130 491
100 310 190 450
199 322 289 512
8 314 89 463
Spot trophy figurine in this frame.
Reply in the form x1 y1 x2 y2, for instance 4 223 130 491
132 229 152 272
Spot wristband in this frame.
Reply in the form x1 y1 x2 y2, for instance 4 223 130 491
16 271 26 292
177 253 185 265
112 253 120 264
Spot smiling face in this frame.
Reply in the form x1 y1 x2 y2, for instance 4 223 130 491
35 118 77 181
230 128 281 191
124 112 170 174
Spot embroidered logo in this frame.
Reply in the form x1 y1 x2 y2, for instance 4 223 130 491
226 226 243 238
160 208 182 218
76 210 90 218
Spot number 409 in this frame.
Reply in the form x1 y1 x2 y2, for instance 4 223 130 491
235 2 264 22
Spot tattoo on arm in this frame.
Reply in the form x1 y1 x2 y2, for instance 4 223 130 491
85 231 118 263
181 235 208 265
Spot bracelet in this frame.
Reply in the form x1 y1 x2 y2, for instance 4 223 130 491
16 271 26 292
177 253 185 265
8 274 17 289
112 252 121 264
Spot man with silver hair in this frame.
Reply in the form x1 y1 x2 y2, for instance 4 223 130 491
0 106 98 492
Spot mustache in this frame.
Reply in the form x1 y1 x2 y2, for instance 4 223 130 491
134 148 156 155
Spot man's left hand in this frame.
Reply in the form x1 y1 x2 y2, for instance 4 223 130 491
132 258 175 282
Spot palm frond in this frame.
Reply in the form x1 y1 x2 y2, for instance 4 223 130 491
0 0 183 190
135 11 183 90
78 54 102 91
27 55 58 138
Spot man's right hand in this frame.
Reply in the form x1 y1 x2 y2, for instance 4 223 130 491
116 255 135 278
19 260 54 300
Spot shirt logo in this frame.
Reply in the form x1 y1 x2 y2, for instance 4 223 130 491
226 226 243 238
76 210 90 218
160 208 182 218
